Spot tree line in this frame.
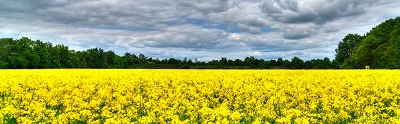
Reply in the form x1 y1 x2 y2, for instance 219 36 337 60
0 37 340 69
335 16 400 69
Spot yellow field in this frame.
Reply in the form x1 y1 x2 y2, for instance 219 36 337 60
1 69 400 123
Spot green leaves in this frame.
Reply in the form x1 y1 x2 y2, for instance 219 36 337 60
335 16 400 69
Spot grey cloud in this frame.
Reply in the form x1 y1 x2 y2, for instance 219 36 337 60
1 0 180 28
280 23 318 39
282 27 315 40
259 0 298 15
237 23 261 34
236 17 270 34
283 32 310 40
258 0 386 39
138 25 229 49
221 32 334 60
226 33 323 53
259 0 378 24
322 22 342 33
175 0 231 15
221 6 270 34
276 0 299 11
1 0 399 61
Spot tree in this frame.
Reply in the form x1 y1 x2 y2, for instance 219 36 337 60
335 34 363 66
33 40 51 68
234 59 242 66
9 37 32 68
104 50 117 68
69 50 81 68
269 60 277 66
76 51 88 68
322 57 331 69
291 56 304 69
227 59 234 66
331 59 340 69
139 54 146 59
168 58 179 65
47 42 62 68
335 17 400 69
187 59 194 65
277 58 284 67
244 56 257 67
350 36 377 68
219 57 228 65
0 38 11 68
55 44 71 68
86 48 105 68
304 61 313 69
283 59 291 69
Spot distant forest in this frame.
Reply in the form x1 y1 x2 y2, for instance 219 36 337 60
0 17 399 69
0 37 338 69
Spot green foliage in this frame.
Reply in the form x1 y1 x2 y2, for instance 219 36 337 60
3 114 18 124
335 34 363 66
291 57 304 69
335 16 400 69
0 37 340 69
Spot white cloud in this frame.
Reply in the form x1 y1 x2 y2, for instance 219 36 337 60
0 0 399 61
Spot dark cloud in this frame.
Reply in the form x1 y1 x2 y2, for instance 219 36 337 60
282 24 316 39
259 0 299 14
137 25 228 50
257 0 395 40
175 0 231 15
282 32 310 40
259 0 379 24
0 0 399 60
0 0 179 28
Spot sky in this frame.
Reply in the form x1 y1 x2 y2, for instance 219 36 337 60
0 0 399 61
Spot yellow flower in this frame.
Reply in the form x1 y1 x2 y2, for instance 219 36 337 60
230 111 241 120
0 69 399 123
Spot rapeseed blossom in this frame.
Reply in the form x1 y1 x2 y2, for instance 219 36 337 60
0 69 400 123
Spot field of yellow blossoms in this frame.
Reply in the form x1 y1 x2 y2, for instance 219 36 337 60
1 69 400 123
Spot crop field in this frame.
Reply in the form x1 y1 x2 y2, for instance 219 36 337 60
1 69 400 123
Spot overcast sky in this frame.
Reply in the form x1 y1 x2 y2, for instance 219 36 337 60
0 0 399 61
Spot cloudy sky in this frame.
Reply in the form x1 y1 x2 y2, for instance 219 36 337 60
1 0 399 61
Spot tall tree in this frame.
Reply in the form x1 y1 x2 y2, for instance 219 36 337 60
86 48 105 68
335 34 363 66
104 50 117 68
33 40 51 68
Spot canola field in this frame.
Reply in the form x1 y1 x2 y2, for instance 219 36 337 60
1 69 400 123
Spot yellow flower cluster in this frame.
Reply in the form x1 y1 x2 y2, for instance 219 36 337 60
1 69 400 123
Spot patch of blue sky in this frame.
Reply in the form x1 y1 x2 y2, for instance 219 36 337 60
186 19 241 33
1 31 22 39
261 28 274 33
164 21 180 26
